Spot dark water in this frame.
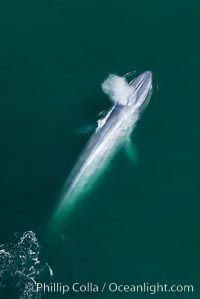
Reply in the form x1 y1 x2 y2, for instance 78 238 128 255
0 0 200 298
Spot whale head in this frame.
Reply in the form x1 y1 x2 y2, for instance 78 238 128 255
102 70 152 107
102 70 153 114
127 71 153 114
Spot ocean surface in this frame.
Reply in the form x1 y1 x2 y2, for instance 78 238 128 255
0 0 200 298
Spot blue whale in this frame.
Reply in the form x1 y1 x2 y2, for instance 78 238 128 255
53 71 153 223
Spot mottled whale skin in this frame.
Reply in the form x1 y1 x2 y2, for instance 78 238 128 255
54 71 153 221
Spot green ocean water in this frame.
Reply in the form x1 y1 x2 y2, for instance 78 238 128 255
0 0 200 298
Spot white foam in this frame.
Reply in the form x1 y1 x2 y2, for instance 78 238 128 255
0 231 52 299
101 74 134 105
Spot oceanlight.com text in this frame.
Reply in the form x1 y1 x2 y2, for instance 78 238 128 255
36 282 194 295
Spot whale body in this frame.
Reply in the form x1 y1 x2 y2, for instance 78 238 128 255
53 71 153 223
